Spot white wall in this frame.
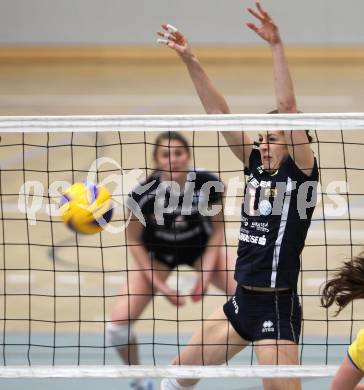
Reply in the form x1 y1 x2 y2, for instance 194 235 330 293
1 0 363 46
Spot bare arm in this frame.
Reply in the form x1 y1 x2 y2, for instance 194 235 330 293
271 40 314 175
126 217 186 306
157 24 252 165
247 2 314 175
330 355 364 390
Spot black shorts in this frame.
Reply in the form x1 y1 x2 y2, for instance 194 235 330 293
148 248 205 269
223 286 301 343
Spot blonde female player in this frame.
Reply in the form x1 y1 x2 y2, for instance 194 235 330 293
158 2 318 390
321 254 364 390
107 131 235 390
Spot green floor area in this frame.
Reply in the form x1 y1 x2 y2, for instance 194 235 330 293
0 332 354 389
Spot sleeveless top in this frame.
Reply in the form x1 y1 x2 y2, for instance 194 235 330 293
235 145 319 288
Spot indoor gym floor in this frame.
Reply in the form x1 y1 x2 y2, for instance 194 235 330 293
1 48 364 388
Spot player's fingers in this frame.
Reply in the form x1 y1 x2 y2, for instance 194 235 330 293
157 31 177 41
173 31 184 40
157 38 180 49
191 294 202 302
157 38 169 45
171 42 186 51
256 1 269 18
177 296 186 306
246 22 259 33
174 31 188 45
247 7 264 22
166 291 183 306
166 24 178 33
161 24 183 44
161 23 179 32
163 41 186 54
190 282 202 296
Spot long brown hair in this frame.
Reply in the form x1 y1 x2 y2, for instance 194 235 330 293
321 253 364 315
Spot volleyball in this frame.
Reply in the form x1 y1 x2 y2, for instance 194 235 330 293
59 182 113 234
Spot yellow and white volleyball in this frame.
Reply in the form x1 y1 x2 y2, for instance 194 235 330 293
59 182 113 234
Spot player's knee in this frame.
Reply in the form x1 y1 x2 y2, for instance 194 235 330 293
106 322 135 348
263 378 300 390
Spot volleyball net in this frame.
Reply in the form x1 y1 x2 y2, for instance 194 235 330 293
1 113 364 380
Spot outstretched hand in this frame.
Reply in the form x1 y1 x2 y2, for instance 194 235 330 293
157 24 195 62
246 1 281 45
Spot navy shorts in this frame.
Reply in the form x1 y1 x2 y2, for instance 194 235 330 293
223 286 301 343
147 248 205 269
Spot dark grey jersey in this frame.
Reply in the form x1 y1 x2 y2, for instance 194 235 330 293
235 146 319 288
128 170 223 266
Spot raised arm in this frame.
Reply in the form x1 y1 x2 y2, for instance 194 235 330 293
157 24 252 165
247 2 314 175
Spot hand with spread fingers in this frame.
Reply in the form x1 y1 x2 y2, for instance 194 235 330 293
157 24 195 62
246 1 281 46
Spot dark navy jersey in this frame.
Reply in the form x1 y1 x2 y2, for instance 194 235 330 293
235 145 319 288
128 170 223 267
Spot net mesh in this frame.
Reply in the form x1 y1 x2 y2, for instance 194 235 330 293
1 113 364 378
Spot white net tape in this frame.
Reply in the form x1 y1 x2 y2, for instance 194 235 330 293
0 365 338 379
0 112 364 131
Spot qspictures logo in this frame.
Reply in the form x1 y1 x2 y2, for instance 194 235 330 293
17 157 349 234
